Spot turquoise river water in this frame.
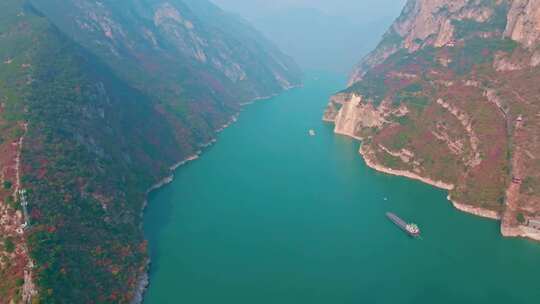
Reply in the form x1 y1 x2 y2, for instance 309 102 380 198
144 72 540 304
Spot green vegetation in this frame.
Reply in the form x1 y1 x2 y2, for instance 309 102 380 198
447 2 517 75
0 1 175 302
345 47 438 107
2 180 13 190
15 278 24 287
345 72 388 106
521 177 540 195
393 83 431 109
517 213 526 224
378 28 403 48
388 132 411 151
5 195 17 210
449 38 518 74
343 0 519 216
402 83 423 93
0 0 302 302
380 150 405 169
452 2 509 39
3 180 12 189
3 237 15 253
395 115 411 126
389 47 438 68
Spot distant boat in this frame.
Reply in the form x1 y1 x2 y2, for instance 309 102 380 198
386 212 420 238
309 129 316 136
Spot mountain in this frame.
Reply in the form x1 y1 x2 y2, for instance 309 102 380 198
324 0 540 241
212 0 406 72
249 8 394 72
0 0 300 302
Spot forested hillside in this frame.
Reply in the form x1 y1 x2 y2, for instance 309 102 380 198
0 0 301 302
325 0 540 241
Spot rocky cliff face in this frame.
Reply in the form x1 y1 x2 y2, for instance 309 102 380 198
349 0 513 84
31 0 301 144
506 0 540 48
0 0 301 302
326 0 540 241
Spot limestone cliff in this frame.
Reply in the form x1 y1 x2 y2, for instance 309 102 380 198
326 0 540 241
323 93 386 139
505 0 540 48
349 0 534 84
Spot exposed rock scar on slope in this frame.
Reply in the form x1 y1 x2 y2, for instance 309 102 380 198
436 98 482 167
360 145 455 191
430 132 463 154
378 144 415 164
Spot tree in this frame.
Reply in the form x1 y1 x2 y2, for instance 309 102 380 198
3 237 15 253
3 180 12 189
517 213 526 225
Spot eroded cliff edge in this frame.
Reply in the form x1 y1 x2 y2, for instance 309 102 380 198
325 0 540 241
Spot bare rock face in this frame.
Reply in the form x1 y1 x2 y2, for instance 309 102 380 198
322 94 344 123
505 0 540 48
153 2 208 63
348 46 398 86
327 94 385 139
395 0 468 50
349 0 499 84
395 0 496 48
326 0 540 242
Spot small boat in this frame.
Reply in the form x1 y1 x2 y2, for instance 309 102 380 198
309 129 316 136
386 212 421 238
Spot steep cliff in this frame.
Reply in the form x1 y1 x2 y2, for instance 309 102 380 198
326 0 540 241
0 0 301 302
31 0 302 146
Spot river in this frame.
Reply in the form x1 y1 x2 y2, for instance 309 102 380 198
143 72 540 304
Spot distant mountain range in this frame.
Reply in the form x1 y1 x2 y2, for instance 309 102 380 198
211 0 406 72
250 7 394 72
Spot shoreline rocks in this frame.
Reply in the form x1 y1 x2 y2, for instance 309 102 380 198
448 196 501 220
501 224 540 242
358 143 505 221
360 146 455 191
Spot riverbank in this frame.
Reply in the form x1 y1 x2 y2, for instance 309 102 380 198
325 118 508 231
359 146 455 191
358 145 503 221
501 224 540 242
333 127 454 190
448 196 501 220
329 121 539 240
132 87 299 303
143 72 540 303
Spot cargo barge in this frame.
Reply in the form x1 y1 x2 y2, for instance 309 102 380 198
386 212 420 237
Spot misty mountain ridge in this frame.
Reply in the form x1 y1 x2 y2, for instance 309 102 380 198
246 6 396 72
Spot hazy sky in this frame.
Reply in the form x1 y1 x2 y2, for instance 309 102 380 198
211 0 407 72
212 0 407 23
